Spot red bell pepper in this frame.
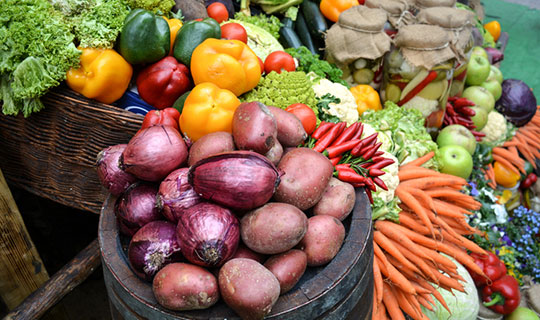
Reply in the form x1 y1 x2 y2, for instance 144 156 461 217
482 275 521 315
141 108 181 131
468 251 507 286
136 56 191 110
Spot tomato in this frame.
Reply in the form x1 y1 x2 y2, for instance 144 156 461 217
221 23 248 44
207 2 228 23
264 51 296 74
257 56 264 74
285 103 317 134
493 161 520 188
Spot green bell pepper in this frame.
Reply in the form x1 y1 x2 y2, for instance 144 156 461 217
118 9 170 65
173 18 221 67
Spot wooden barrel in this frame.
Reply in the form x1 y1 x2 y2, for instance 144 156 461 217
99 188 373 320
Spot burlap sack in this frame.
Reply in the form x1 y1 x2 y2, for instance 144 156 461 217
325 6 392 66
415 0 456 9
417 7 474 61
394 24 456 70
365 0 416 28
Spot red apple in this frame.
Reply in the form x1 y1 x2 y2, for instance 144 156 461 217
465 55 491 86
436 145 473 179
436 124 477 155
462 86 495 113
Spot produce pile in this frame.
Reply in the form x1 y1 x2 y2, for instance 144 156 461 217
2 0 540 319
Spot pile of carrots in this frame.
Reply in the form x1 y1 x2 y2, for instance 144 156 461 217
372 151 488 319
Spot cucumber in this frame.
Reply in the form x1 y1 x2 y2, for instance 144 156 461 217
294 12 318 55
279 18 303 49
301 0 327 44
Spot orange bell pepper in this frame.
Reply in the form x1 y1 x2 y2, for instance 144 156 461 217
66 48 132 104
350 84 382 116
484 21 501 42
164 16 183 55
320 0 359 22
179 82 241 141
190 38 261 96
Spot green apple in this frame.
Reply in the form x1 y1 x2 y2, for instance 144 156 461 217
465 55 491 86
462 86 496 113
437 145 473 179
469 106 488 130
437 124 477 155
471 46 489 60
481 79 502 100
505 307 540 320
487 65 503 84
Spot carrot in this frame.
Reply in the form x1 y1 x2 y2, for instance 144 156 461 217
401 151 435 168
432 199 471 218
399 176 466 190
417 295 435 311
377 299 388 320
403 291 426 320
520 128 540 145
373 257 384 304
439 215 483 235
421 247 458 271
390 238 438 282
373 285 379 318
398 211 431 235
374 242 416 295
424 187 470 200
440 229 486 254
410 281 431 294
374 231 422 275
516 143 537 169
486 163 498 188
416 278 451 313
398 166 443 181
396 187 435 236
503 140 519 147
493 154 520 175
493 147 525 173
382 283 406 320
410 188 437 213
393 285 423 320
375 220 432 262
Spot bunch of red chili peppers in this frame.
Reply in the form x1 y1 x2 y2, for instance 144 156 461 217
443 96 486 141
308 121 395 204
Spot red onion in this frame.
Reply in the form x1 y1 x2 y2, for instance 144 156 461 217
188 151 281 211
96 144 137 196
485 47 504 64
176 202 240 267
122 125 188 182
157 168 202 223
128 221 182 281
115 183 162 236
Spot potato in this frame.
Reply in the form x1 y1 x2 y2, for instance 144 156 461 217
173 0 208 20
232 102 277 155
264 249 307 294
153 263 219 310
241 202 308 254
267 106 307 147
219 258 280 320
298 215 345 267
264 140 283 165
231 243 267 264
188 131 235 166
313 178 356 221
274 148 334 210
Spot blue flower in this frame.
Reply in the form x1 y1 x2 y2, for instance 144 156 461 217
469 181 479 196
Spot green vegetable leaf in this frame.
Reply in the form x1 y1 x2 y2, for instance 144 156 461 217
233 12 282 39
316 93 341 123
125 0 175 14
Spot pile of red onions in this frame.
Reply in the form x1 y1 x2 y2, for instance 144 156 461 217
176 202 240 267
96 144 137 196
115 183 162 236
157 168 202 223
122 125 188 182
128 221 182 281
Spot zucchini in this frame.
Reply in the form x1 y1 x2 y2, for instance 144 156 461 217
294 12 318 55
279 18 303 49
301 0 327 43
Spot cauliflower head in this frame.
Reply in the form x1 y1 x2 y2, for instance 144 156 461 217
374 151 399 203
361 123 393 153
402 96 439 118
312 78 359 125
480 111 508 144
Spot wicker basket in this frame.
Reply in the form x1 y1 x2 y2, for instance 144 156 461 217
0 86 143 214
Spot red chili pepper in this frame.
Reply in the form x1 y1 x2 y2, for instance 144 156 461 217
398 70 438 106
468 252 507 286
472 131 486 137
521 173 538 189
141 108 181 130
448 96 458 102
361 142 382 160
446 106 457 117
364 177 376 191
369 168 385 177
370 158 395 170
332 122 360 146
372 177 388 191
311 122 334 139
458 107 476 117
351 182 365 188
336 169 367 183
482 275 521 315
350 123 364 140
373 151 384 157
456 116 474 124
454 97 475 108
324 139 362 158
329 156 342 166
335 163 351 171
351 132 378 156
313 122 345 153
365 188 373 204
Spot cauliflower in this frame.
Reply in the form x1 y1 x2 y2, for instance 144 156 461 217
480 111 508 144
402 96 439 118
361 123 393 153
312 78 359 125
374 151 399 203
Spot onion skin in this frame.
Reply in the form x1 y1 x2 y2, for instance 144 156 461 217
115 183 162 236
157 168 202 223
176 202 240 267
188 151 281 211
122 125 188 182
128 221 182 281
96 144 137 196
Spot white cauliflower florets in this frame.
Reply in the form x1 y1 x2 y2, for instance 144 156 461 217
312 78 359 125
373 151 399 203
480 111 507 144
402 96 439 118
361 123 393 153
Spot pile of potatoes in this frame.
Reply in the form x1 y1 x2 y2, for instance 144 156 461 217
143 102 357 319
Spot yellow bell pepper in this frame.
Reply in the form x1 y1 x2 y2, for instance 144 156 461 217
163 16 183 55
179 82 241 141
190 38 261 96
66 48 132 104
484 21 501 42
320 0 359 22
350 84 382 116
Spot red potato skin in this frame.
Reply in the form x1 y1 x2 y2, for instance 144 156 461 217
152 263 219 311
313 178 356 221
241 202 308 255
264 140 283 166
264 249 307 294
274 148 334 210
267 106 307 147
219 258 280 320
298 215 345 267
232 102 277 155
188 131 235 166
231 243 267 264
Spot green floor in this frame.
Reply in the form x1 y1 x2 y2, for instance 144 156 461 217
484 0 540 101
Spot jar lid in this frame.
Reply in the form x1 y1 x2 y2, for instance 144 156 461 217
415 0 456 9
365 0 416 27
